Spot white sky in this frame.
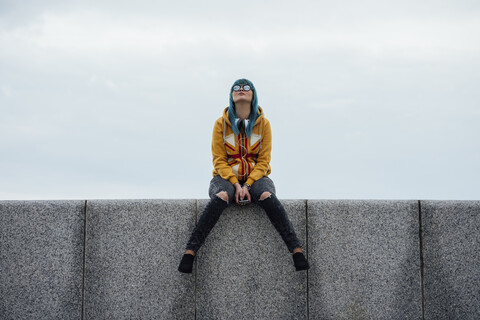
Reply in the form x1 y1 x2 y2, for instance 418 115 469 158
1 0 479 200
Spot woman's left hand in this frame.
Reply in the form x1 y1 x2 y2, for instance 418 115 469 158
235 185 251 204
239 185 251 203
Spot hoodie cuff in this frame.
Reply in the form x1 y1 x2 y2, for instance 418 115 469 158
245 178 255 187
229 176 239 185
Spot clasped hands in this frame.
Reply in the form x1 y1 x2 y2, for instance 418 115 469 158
234 182 251 204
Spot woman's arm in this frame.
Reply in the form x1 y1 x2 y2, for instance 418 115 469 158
211 119 239 185
245 119 272 187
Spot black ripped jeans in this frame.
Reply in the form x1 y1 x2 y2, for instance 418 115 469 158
185 176 302 253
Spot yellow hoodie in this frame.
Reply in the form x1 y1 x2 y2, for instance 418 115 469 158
212 106 272 186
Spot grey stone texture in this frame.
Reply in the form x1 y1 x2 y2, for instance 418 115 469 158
421 200 480 320
195 200 308 320
0 200 85 320
308 200 422 320
2 199 480 319
84 199 196 320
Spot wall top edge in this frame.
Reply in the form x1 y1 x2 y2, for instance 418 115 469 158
1 198 479 202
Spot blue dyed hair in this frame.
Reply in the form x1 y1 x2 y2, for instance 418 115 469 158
228 78 259 137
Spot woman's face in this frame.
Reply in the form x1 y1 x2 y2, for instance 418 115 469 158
232 84 253 104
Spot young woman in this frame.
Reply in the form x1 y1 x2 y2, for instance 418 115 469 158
178 79 309 273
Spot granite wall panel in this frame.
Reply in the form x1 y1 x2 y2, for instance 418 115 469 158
195 200 308 320
307 200 422 320
0 200 85 320
421 200 480 320
84 199 196 320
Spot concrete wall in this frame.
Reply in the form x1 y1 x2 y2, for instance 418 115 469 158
1 199 479 319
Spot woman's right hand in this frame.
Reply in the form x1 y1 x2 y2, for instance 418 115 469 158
234 183 251 204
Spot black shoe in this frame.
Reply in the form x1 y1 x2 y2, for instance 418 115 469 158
178 254 195 273
292 252 310 271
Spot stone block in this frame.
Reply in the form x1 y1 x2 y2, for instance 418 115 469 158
195 199 307 320
0 200 85 320
308 200 422 319
84 199 196 320
421 200 480 320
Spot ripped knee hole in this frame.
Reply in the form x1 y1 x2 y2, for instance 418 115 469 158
259 192 272 201
216 191 229 202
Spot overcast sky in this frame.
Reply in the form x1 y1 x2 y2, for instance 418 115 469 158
1 0 479 200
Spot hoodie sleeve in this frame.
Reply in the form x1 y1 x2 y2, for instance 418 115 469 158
212 118 239 185
245 118 272 187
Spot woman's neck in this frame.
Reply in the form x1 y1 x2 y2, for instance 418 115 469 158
235 102 251 120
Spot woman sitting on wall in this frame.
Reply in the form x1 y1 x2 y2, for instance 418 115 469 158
178 78 310 273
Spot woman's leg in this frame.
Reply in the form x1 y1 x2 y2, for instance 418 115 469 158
251 177 310 270
257 191 302 253
184 193 229 254
250 177 302 253
179 176 234 273
185 176 235 253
